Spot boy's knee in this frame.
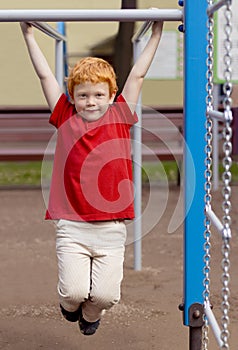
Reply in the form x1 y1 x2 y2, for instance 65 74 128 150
58 285 89 305
91 290 120 310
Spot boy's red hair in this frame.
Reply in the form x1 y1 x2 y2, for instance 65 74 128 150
67 57 118 99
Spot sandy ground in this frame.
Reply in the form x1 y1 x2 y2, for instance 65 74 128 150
0 184 237 350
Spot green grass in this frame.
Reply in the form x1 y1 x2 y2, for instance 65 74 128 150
0 161 53 187
219 162 238 182
142 160 238 183
0 161 42 186
142 161 180 183
0 160 237 187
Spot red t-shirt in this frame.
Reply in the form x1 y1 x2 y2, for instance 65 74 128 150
45 93 138 221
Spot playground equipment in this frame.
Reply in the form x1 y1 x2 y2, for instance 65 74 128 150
183 1 234 349
203 1 233 349
0 2 234 348
30 21 67 89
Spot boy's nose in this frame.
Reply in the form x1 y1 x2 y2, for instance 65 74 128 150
86 97 96 106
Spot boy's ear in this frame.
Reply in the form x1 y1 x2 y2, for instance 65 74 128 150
109 90 117 104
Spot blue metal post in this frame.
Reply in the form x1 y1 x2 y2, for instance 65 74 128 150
56 22 68 91
183 0 207 326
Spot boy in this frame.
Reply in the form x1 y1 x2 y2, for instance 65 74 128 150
20 20 163 336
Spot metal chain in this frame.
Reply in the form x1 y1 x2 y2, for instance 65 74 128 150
203 2 214 348
220 2 233 349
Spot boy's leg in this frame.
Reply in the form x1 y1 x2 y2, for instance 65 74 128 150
55 220 91 314
82 220 127 323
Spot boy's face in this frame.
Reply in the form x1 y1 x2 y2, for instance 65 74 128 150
72 82 116 122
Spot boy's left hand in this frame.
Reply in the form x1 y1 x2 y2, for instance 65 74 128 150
151 21 164 36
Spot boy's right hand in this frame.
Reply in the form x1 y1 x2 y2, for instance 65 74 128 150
20 22 33 36
151 21 164 37
19 21 62 112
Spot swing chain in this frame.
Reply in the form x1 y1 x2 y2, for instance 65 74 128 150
220 3 233 349
203 1 214 348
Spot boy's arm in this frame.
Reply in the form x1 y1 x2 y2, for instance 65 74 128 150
20 22 62 112
121 21 163 114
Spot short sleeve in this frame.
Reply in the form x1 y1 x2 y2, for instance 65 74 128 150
115 94 138 126
49 93 76 129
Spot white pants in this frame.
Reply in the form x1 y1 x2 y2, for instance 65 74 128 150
55 219 127 322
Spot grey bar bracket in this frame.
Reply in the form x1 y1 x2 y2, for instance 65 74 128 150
207 109 225 122
132 21 153 42
28 21 67 41
205 205 232 239
207 0 231 17
204 301 223 348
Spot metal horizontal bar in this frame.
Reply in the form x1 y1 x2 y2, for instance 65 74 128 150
205 205 224 234
207 0 230 17
205 205 232 239
0 9 183 22
204 302 223 348
207 109 225 122
28 22 67 41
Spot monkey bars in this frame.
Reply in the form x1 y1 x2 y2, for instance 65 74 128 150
0 9 183 22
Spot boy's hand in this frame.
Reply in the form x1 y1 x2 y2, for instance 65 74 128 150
20 22 33 36
151 21 164 36
122 14 164 113
19 21 62 112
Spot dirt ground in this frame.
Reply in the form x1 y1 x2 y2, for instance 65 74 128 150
0 183 237 350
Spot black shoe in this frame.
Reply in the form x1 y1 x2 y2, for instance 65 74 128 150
78 305 100 336
60 304 80 323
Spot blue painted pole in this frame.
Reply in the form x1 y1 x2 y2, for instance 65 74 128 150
57 22 68 85
183 0 207 326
